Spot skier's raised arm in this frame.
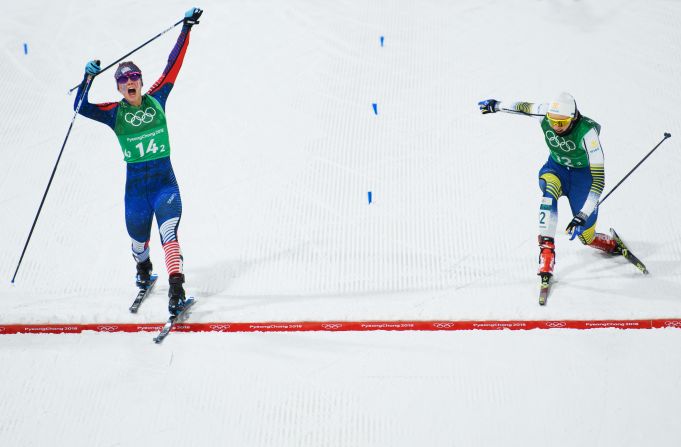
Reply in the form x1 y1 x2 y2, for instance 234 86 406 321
73 60 119 130
478 99 548 120
146 8 203 110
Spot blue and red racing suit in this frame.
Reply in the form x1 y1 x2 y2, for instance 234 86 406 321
74 25 192 276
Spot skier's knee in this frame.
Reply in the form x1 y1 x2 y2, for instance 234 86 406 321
539 173 562 200
131 238 150 262
159 217 180 244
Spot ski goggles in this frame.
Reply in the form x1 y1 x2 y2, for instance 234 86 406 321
546 114 573 127
116 72 142 84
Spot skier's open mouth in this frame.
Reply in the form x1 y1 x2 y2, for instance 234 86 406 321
128 88 137 95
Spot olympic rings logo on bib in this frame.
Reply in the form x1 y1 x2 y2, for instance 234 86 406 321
545 130 576 152
124 107 157 127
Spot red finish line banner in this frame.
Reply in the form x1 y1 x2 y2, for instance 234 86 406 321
1 319 681 335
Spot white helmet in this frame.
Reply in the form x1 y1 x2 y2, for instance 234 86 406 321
547 92 577 118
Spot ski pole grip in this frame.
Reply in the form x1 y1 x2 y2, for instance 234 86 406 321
664 132 671 138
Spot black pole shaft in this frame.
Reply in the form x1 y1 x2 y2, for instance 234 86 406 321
598 132 672 207
68 19 183 93
11 78 95 283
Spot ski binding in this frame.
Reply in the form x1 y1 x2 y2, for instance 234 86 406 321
129 274 158 313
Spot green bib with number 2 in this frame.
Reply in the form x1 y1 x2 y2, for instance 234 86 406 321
540 116 600 169
114 95 171 163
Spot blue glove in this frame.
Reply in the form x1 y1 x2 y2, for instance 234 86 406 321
184 7 203 25
85 60 101 76
566 212 588 240
478 99 498 114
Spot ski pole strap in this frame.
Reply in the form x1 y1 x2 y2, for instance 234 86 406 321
68 19 184 94
598 132 671 207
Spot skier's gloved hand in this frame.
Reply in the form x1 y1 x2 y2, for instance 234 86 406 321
478 99 499 114
566 212 588 240
85 60 101 77
184 7 203 26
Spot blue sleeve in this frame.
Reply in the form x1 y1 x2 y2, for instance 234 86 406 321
73 75 118 130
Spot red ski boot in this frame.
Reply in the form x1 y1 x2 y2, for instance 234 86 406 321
538 236 555 276
537 236 555 305
588 232 619 254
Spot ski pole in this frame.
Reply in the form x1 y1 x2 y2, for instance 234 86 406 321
598 132 672 207
11 76 96 284
68 18 183 94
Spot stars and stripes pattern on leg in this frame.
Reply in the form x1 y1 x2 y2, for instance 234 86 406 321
162 240 183 275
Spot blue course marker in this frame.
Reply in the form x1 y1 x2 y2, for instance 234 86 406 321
380 36 384 47
372 103 378 115
23 43 28 55
368 191 372 204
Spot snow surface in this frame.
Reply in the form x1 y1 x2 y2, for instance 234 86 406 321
1 0 681 445
3 330 681 446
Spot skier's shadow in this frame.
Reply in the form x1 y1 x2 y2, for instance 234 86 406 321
559 239 665 277
189 246 301 299
187 242 455 316
555 239 681 299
